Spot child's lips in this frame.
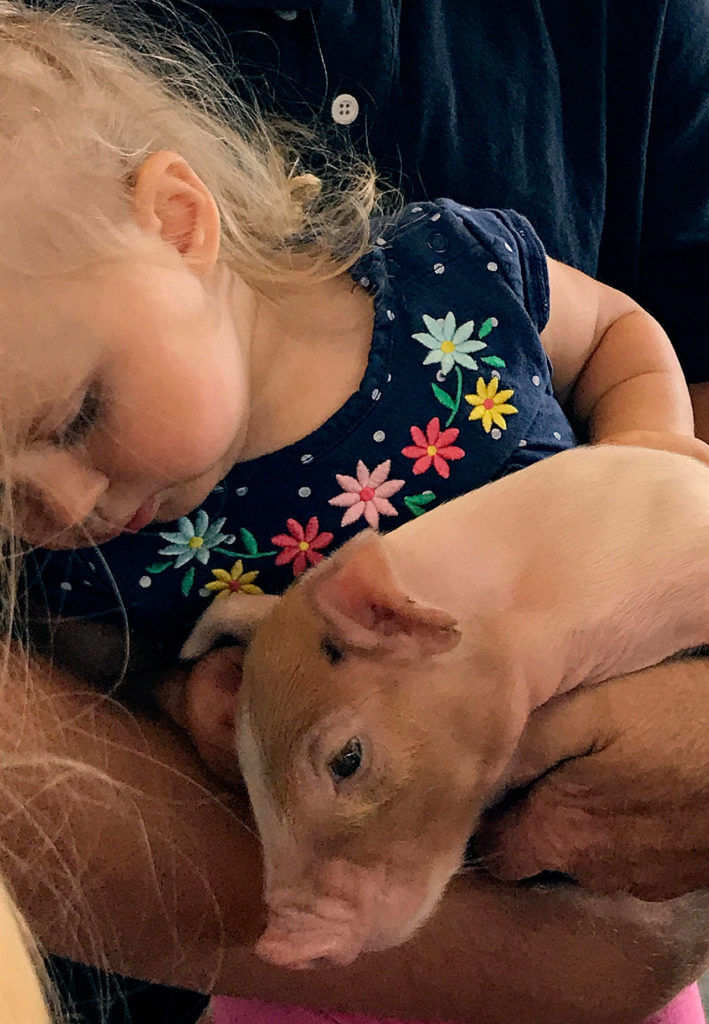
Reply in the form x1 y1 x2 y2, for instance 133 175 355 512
123 498 158 534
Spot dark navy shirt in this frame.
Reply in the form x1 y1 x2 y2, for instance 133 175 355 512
27 203 576 656
171 0 709 383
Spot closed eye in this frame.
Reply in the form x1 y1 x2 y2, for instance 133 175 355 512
52 386 102 446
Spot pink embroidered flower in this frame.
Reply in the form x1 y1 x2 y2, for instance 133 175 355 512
329 459 405 528
272 517 334 577
402 417 465 478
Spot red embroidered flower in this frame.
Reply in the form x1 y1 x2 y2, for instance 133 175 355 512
402 417 465 478
272 516 334 577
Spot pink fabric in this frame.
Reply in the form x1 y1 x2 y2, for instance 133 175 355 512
211 983 704 1024
644 985 705 1024
211 998 423 1023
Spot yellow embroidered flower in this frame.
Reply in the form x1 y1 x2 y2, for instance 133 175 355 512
465 376 518 433
205 559 263 599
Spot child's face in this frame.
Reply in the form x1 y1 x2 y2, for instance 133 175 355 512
1 237 252 548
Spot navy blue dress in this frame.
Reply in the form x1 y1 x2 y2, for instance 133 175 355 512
26 202 576 662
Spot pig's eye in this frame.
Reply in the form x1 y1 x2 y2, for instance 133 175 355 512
329 737 362 782
320 636 344 665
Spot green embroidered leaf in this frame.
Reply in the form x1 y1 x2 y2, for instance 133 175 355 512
405 492 437 516
146 562 171 574
213 546 277 559
431 383 456 411
240 528 259 556
181 567 195 597
481 355 506 368
478 317 497 339
415 491 436 506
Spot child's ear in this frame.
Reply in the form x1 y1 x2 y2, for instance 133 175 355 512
132 150 220 275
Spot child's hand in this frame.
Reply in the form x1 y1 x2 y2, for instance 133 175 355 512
598 429 709 469
475 657 709 901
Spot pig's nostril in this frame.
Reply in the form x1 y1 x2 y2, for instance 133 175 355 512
305 956 336 969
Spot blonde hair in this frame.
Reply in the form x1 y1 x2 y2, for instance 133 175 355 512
0 0 384 619
0 875 54 1024
0 0 380 285
0 15 379 1012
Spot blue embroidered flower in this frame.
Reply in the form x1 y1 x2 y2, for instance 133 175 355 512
412 312 488 374
158 511 228 569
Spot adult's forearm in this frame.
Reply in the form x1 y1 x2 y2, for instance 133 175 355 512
2 654 708 1024
0 654 264 987
217 882 709 1024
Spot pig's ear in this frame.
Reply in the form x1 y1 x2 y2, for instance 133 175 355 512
310 532 460 656
180 593 280 661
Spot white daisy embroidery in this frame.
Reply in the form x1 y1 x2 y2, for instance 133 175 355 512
158 511 228 569
412 312 488 374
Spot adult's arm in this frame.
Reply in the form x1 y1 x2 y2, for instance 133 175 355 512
477 657 709 902
2 650 709 1024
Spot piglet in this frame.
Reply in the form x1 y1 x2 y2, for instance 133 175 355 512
180 444 709 970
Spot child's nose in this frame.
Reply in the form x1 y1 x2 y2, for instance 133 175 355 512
13 447 109 529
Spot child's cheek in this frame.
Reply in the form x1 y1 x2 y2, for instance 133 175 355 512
170 378 249 475
130 397 246 483
155 338 250 476
109 361 249 484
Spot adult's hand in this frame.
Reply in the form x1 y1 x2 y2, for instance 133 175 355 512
477 656 709 900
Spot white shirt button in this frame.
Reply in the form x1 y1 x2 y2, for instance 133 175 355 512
275 9 298 20
331 93 359 125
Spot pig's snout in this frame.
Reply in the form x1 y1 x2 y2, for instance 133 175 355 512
254 851 460 968
255 858 382 968
256 896 368 969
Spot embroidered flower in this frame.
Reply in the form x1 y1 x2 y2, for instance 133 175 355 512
205 560 263 598
329 460 405 528
158 511 228 569
465 376 518 433
412 312 487 374
402 417 465 478
272 517 334 577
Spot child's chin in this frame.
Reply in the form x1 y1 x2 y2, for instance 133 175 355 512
154 483 216 523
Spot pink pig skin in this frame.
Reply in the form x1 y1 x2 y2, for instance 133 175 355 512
182 444 709 971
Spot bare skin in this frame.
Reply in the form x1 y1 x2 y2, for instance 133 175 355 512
3 647 709 1024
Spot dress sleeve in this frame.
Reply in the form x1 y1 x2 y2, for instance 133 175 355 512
438 200 551 334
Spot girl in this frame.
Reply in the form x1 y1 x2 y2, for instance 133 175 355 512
0 4 707 1024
